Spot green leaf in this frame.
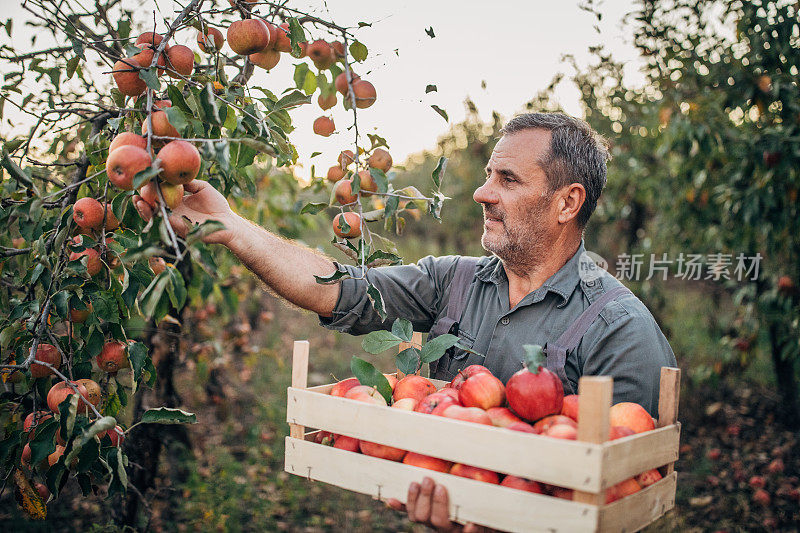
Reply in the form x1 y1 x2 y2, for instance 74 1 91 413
349 41 368 62
313 269 350 284
361 330 402 354
66 56 80 79
128 341 149 384
165 265 187 309
391 318 413 342
139 271 170 319
58 392 79 443
29 418 58 465
67 416 115 467
167 84 192 114
238 138 276 157
396 347 420 375
302 70 317 95
140 407 197 425
420 333 459 364
273 89 311 112
130 164 160 191
425 84 437 93
139 68 160 91
350 356 392 404
430 105 449 122
85 326 104 359
431 157 448 188
522 344 546 373
425 26 435 38
287 18 307 56
293 63 311 90
369 168 389 193
299 202 328 215
164 107 189 136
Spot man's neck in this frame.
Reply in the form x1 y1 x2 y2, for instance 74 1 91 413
502 234 581 309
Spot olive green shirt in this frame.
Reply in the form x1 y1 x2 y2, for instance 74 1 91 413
320 242 677 416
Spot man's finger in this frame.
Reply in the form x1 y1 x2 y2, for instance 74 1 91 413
182 179 207 193
429 484 453 530
133 197 153 220
385 498 405 512
412 477 435 523
406 481 420 522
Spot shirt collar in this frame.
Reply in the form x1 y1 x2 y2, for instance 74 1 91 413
475 240 586 307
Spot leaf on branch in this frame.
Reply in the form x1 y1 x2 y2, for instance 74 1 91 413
349 41 368 62
430 105 449 122
420 333 459 363
425 27 436 38
396 347 420 375
313 269 350 284
140 407 197 425
365 249 402 268
391 318 413 342
361 330 403 354
298 202 329 215
130 164 160 191
274 89 312 112
332 241 359 261
165 266 187 309
367 283 387 321
431 156 448 188
238 138 276 156
164 107 189 136
139 68 160 91
13 470 46 520
428 191 448 220
425 84 437 93
369 168 389 193
350 356 392 404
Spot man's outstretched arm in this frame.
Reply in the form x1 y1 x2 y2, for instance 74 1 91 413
134 179 340 317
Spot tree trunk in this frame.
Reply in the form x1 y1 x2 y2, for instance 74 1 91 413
769 322 800 430
114 260 194 529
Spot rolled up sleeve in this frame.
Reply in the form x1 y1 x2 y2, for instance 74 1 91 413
579 305 677 417
318 255 460 336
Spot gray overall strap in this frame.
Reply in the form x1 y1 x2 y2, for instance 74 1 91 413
544 285 632 394
428 257 480 375
428 256 480 338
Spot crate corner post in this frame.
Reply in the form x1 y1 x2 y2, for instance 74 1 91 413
289 340 310 440
573 375 613 507
657 366 681 476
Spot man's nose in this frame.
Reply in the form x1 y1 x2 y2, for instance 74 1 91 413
473 179 498 205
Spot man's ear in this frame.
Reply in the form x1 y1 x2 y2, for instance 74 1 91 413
558 183 586 224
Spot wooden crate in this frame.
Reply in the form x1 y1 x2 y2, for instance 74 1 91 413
285 339 681 533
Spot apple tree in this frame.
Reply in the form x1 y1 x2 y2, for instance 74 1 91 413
0 0 451 524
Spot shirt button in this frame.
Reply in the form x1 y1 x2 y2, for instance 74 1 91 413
586 280 596 287
501 317 510 325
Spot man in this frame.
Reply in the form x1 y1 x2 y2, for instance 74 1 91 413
135 112 676 532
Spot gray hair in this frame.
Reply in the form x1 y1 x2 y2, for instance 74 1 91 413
501 113 610 228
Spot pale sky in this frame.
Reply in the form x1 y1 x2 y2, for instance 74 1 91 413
3 1 643 174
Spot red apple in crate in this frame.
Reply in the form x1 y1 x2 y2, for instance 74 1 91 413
635 468 662 488
314 431 333 445
486 407 523 428
360 440 406 462
393 375 436 403
459 372 505 410
333 435 360 452
561 394 579 421
415 392 458 415
544 424 577 440
437 387 460 401
550 486 574 500
609 425 636 440
531 415 577 434
330 377 359 397
344 385 387 406
403 452 453 473
501 475 543 493
449 364 491 390
449 463 500 484
507 421 536 433
505 345 563 422
441 405 492 426
392 398 418 410
609 402 655 434
605 477 641 503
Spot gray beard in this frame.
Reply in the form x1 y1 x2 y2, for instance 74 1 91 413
480 197 551 276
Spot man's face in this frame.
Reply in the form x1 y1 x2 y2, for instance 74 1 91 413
473 129 558 270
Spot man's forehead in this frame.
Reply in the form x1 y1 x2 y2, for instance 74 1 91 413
487 129 551 171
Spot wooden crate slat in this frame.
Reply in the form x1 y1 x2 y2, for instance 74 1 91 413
289 341 309 439
657 367 681 476
574 376 613 505
597 472 677 532
600 424 681 487
287 387 604 491
285 437 599 533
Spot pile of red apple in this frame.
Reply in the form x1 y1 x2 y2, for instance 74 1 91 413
318 364 663 504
